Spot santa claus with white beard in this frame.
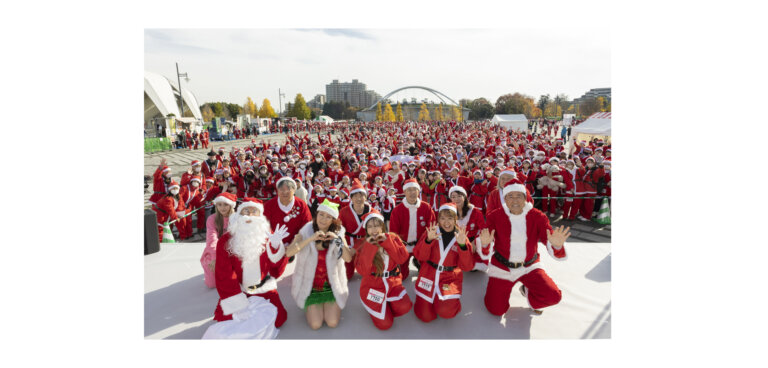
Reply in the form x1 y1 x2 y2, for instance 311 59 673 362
480 181 571 315
211 197 292 332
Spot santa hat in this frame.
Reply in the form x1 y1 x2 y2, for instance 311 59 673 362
238 197 264 214
314 184 324 190
161 166 171 174
549 157 560 164
190 176 202 184
339 188 350 197
502 180 527 198
317 199 340 219
205 178 215 184
275 176 295 188
585 156 596 163
522 159 531 165
448 185 467 198
191 160 201 167
218 147 225 151
500 166 518 178
349 179 366 196
362 209 385 228
167 181 180 191
438 203 458 214
403 178 420 191
603 159 612 167
473 169 483 176
328 186 338 192
213 192 237 207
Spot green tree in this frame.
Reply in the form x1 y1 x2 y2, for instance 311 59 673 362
537 94 550 114
383 103 395 121
225 103 242 119
464 98 494 120
418 103 430 122
396 103 404 122
289 94 311 120
258 98 277 118
375 102 382 121
322 101 346 119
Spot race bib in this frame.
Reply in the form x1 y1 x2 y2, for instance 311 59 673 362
366 289 385 304
418 277 434 292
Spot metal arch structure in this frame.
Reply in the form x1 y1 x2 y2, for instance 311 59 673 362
363 86 462 111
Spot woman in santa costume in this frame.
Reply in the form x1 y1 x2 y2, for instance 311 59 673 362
153 180 183 242
567 156 605 221
179 175 203 239
537 160 567 217
389 178 437 279
200 192 236 288
212 198 290 327
448 186 491 272
149 158 172 205
480 181 571 315
356 210 413 330
559 159 577 220
412 203 482 323
284 200 353 330
429 170 449 211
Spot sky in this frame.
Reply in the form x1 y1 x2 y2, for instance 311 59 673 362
144 28 610 108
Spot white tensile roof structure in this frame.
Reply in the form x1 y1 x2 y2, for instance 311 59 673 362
572 112 611 136
492 114 529 131
144 70 202 121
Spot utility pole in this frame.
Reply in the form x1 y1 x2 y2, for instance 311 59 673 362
279 88 286 117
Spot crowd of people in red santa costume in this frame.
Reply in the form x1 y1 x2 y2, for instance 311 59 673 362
148 119 607 338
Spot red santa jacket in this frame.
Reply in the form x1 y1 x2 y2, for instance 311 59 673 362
263 197 313 245
485 204 566 277
574 167 605 195
153 195 179 224
469 180 490 211
446 175 473 193
339 203 372 251
389 200 436 250
213 232 289 321
355 234 410 320
457 205 488 250
149 166 169 204
412 231 474 303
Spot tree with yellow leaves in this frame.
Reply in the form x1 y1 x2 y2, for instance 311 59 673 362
396 103 404 122
418 103 430 122
201 104 215 122
375 102 382 121
383 103 396 122
596 97 607 112
258 98 277 118
434 103 444 121
243 97 258 118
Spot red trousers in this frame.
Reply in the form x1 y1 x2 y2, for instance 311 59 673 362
213 289 287 328
541 187 560 215
484 268 562 315
414 296 461 323
370 295 413 330
568 194 595 219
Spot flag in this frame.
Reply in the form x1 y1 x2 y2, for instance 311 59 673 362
595 198 611 225
162 222 176 243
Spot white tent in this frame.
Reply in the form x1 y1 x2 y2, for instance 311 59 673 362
572 112 611 136
314 115 334 124
492 114 528 131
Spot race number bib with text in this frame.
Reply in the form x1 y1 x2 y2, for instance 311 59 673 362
366 289 385 304
418 277 434 292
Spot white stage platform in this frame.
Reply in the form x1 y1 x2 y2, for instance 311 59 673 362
145 242 611 339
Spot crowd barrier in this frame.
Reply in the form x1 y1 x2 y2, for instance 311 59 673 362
144 138 173 154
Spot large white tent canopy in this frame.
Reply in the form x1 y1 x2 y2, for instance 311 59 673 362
572 112 611 136
492 114 528 131
144 70 203 120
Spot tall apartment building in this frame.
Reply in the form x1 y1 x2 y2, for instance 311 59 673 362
326 79 381 108
573 87 611 105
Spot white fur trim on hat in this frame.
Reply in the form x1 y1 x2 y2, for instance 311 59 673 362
167 183 180 190
162 167 171 173
213 195 236 208
500 169 517 178
403 181 421 191
362 213 385 227
448 186 467 197
438 204 457 214
502 184 527 198
238 201 264 214
317 203 339 219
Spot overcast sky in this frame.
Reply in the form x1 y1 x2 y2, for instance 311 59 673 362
144 28 610 107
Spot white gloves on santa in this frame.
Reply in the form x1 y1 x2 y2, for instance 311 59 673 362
266 224 289 262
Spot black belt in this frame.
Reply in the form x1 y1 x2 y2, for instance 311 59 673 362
153 191 165 194
245 275 272 293
426 260 456 272
493 252 539 269
371 265 401 278
345 232 364 239
406 241 418 247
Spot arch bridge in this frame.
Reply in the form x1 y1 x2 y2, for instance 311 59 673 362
362 85 462 111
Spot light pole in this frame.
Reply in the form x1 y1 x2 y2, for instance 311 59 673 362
176 63 190 136
278 88 286 117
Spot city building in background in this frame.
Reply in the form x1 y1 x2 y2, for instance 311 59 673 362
325 79 381 108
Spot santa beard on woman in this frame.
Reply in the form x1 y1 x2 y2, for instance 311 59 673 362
227 213 271 263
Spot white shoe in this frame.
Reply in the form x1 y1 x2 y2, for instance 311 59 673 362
472 262 488 272
520 285 543 314
577 215 589 222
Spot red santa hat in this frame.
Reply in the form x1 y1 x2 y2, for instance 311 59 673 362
362 209 385 228
328 186 338 192
448 185 467 198
205 178 215 184
238 197 264 214
403 178 420 191
161 166 171 174
502 180 527 198
190 175 202 184
167 180 180 191
585 156 596 163
349 179 366 196
500 166 518 178
191 160 201 167
473 169 483 177
603 159 611 167
314 184 324 190
213 192 237 207
339 188 350 197
438 203 458 214
549 157 560 164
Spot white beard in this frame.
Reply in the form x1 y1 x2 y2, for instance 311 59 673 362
227 214 271 264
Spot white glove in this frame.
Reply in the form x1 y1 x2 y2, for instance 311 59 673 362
268 224 290 247
232 308 252 322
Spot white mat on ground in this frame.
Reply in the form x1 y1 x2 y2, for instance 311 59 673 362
145 242 611 339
